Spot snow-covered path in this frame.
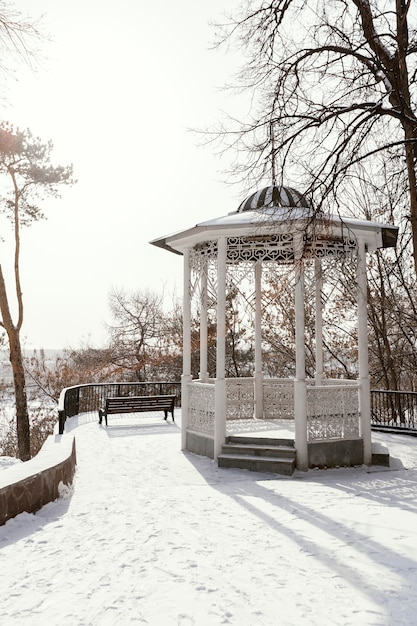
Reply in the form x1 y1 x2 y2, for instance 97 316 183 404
1 413 417 625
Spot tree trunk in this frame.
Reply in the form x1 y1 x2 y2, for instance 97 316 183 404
0 265 30 460
403 124 417 275
8 326 30 460
393 0 417 274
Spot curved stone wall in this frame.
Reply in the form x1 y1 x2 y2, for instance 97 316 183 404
0 434 77 526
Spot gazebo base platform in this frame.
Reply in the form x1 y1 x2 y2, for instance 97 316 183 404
307 438 364 469
185 418 389 472
185 419 294 461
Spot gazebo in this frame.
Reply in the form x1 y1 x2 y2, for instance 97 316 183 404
151 185 398 472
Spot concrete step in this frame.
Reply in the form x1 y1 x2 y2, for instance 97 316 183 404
221 443 296 459
219 436 296 475
226 435 295 448
218 453 295 475
372 442 390 467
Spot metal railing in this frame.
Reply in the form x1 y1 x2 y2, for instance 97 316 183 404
371 389 417 433
58 381 181 433
57 383 417 435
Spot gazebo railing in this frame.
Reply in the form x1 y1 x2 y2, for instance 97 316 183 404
307 384 360 441
188 381 215 435
263 379 294 420
58 381 181 433
226 378 255 420
186 377 362 442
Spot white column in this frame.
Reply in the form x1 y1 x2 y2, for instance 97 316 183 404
199 260 209 382
315 258 324 385
294 262 308 471
214 236 227 459
181 248 192 451
254 261 263 418
357 239 372 465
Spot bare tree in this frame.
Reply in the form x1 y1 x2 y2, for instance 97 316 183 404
333 156 417 389
213 1 417 266
0 2 42 75
0 123 74 460
25 345 115 405
107 288 178 381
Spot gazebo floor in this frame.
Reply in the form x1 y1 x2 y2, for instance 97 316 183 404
226 418 295 440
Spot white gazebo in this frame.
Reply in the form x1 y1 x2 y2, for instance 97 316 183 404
151 186 398 472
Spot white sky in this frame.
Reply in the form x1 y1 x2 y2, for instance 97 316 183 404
0 0 248 349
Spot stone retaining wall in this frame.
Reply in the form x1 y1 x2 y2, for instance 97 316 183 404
0 434 77 526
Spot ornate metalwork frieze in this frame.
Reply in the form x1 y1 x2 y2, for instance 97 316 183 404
191 233 357 268
304 233 357 258
226 234 295 264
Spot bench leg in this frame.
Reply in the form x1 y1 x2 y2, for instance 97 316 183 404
164 410 168 421
98 409 109 426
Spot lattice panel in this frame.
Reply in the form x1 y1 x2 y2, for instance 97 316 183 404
187 382 215 435
263 381 295 420
226 260 256 288
226 378 255 420
189 244 218 302
307 385 360 441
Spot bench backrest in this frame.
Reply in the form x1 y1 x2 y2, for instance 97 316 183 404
106 395 176 413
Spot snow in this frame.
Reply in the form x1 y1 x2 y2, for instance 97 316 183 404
1 412 417 625
0 455 21 470
0 432 74 487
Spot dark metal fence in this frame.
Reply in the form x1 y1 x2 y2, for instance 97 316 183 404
58 382 181 433
371 389 417 434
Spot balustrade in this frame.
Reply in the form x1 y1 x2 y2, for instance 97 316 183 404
306 384 360 441
187 382 215 435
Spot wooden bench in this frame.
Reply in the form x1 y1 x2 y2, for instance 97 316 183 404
98 395 176 426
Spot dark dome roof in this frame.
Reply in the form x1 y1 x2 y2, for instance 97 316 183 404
237 185 310 213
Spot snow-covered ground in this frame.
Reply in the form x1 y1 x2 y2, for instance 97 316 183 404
1 411 417 625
